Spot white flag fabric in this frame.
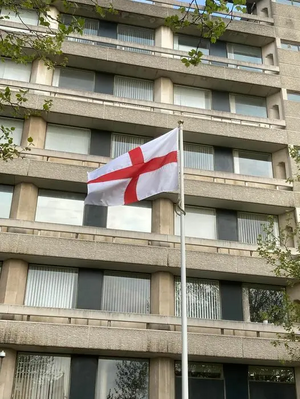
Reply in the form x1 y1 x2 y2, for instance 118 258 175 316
85 128 178 206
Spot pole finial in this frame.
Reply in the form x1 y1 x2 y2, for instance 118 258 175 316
178 120 184 126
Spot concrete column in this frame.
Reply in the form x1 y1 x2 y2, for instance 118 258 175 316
154 77 174 104
0 349 17 399
47 6 59 29
155 26 173 48
266 92 283 120
149 358 175 399
151 272 175 316
152 198 174 235
272 147 290 180
295 367 300 399
10 183 38 221
278 211 296 248
21 116 47 149
0 259 28 304
31 59 54 85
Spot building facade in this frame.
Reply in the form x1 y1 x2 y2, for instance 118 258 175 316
0 0 300 397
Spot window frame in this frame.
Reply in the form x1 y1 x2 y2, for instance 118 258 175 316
229 93 268 118
175 206 217 240
52 67 96 92
233 149 273 178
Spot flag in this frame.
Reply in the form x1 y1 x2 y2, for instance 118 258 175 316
85 128 178 206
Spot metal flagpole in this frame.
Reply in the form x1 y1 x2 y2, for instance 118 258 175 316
178 120 189 399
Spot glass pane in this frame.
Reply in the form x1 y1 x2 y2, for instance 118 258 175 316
175 207 216 239
58 68 95 92
235 150 273 178
248 366 295 383
45 124 91 154
232 94 267 118
35 190 85 226
114 76 153 101
281 42 299 51
13 354 71 399
174 85 210 109
0 185 13 218
184 142 214 170
102 272 150 313
287 92 300 102
111 133 149 158
107 202 152 232
118 24 154 53
95 359 149 399
0 117 23 145
25 266 78 309
1 7 39 25
175 362 223 379
228 43 262 64
248 286 285 323
174 34 209 55
175 277 221 319
238 212 278 245
0 59 31 82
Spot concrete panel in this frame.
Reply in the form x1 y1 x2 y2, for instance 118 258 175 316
9 183 38 221
151 272 175 316
152 198 174 235
22 116 47 149
0 259 28 305
0 349 16 399
150 358 175 399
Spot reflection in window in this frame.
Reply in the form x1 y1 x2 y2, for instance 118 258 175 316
287 91 300 102
174 85 211 109
175 362 223 379
95 358 149 399
111 133 149 158
175 277 221 319
175 207 216 239
247 285 285 324
248 366 295 383
233 150 273 178
107 202 152 233
102 272 150 314
184 143 214 170
13 354 71 399
0 58 31 82
0 117 23 146
45 124 91 154
174 35 209 56
0 185 13 218
230 94 267 118
35 190 85 226
237 212 278 245
25 266 78 309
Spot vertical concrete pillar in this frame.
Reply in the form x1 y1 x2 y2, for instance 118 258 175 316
278 211 296 248
155 26 173 49
47 6 59 29
295 367 300 399
31 59 54 85
21 116 47 149
154 77 174 104
151 272 175 316
0 349 17 399
152 198 174 235
149 358 175 399
10 183 38 221
0 259 28 305
272 147 290 180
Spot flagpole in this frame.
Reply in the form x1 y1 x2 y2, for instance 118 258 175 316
178 120 189 399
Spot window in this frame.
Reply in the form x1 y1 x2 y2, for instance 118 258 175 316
53 67 95 92
117 24 154 53
111 133 150 158
233 150 273 178
174 85 211 109
276 0 300 6
0 185 13 218
227 43 262 65
175 362 223 379
237 212 278 245
249 366 295 383
114 76 154 101
230 94 267 118
245 285 285 324
174 35 209 56
25 265 78 309
13 354 71 399
35 190 85 226
107 202 152 233
0 58 31 82
175 207 217 239
45 124 91 154
281 41 300 51
287 91 300 102
95 358 149 399
175 277 221 319
0 117 23 145
102 271 150 313
184 143 214 170
1 7 39 25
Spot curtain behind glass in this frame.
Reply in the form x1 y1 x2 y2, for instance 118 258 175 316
0 184 13 218
238 212 278 244
175 277 221 319
24 265 78 308
45 124 91 154
13 354 71 399
111 133 149 158
175 207 217 239
0 59 31 82
118 24 154 53
174 85 210 109
114 76 153 101
102 272 150 313
184 143 214 170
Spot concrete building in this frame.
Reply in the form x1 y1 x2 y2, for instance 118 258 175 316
1 0 300 397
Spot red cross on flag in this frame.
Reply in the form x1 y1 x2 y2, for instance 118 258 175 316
85 128 178 206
